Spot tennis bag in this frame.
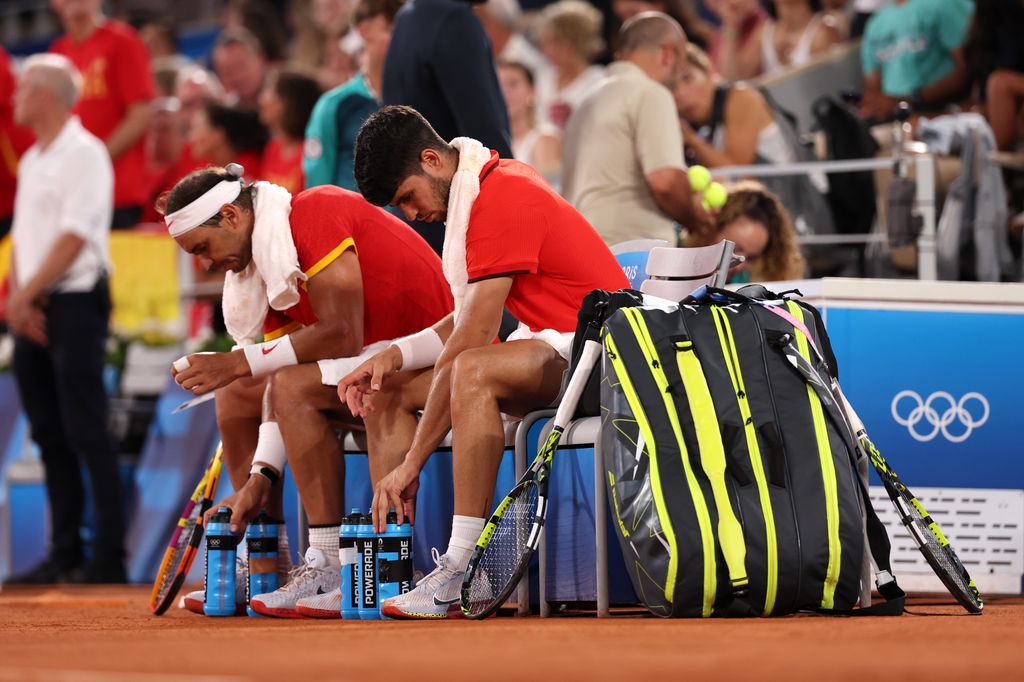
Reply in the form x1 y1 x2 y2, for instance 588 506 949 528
599 285 903 617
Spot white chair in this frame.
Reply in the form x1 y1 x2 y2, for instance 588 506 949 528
536 241 736 616
609 239 668 290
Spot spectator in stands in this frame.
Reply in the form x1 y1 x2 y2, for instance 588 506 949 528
499 60 562 183
612 0 716 50
50 0 155 229
259 70 322 194
212 29 270 108
965 0 1024 151
292 0 363 90
687 181 806 281
382 0 513 253
759 1 842 77
135 17 180 61
189 102 268 178
140 98 186 224
174 66 225 176
706 0 766 80
563 12 712 246
859 0 974 122
223 0 290 64
0 46 34 237
7 55 123 584
476 0 552 84
674 43 834 235
535 0 606 130
304 0 403 191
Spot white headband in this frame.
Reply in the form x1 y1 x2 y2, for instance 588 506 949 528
165 179 242 237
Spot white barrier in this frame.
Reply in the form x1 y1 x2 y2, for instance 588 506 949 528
710 155 938 280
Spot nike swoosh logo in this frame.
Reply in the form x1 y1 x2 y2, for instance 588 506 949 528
316 585 327 595
262 342 280 356
433 594 459 606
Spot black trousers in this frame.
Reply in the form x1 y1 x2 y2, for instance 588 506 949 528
12 280 124 566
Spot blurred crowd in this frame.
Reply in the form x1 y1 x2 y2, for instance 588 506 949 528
0 0 1022 283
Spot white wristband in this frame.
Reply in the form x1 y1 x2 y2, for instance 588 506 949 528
393 328 444 371
242 335 298 377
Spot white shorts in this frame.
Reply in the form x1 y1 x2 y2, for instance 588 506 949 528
504 325 575 363
317 340 392 386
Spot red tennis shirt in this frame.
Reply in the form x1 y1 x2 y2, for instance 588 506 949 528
262 186 453 344
51 20 154 211
466 152 628 332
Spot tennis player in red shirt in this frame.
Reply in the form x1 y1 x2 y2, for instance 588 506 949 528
163 164 452 616
0 46 33 234
50 0 154 228
339 105 628 619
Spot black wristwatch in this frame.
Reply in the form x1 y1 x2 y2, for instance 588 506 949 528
249 464 280 486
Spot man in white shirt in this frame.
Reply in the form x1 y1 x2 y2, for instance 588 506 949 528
561 12 712 246
6 54 123 584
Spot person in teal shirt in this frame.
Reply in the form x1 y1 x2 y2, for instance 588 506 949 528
859 0 973 121
303 0 405 190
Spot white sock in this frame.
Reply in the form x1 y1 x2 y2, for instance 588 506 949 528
309 525 341 566
445 515 486 571
252 422 286 473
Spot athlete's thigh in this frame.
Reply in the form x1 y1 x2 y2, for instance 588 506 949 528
455 339 567 417
215 375 268 419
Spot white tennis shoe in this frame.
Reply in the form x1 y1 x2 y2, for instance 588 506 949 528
249 547 340 619
296 587 342 619
380 548 486 620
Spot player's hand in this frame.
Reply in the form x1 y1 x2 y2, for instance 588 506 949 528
173 351 248 395
204 473 272 534
337 345 404 417
371 460 420 532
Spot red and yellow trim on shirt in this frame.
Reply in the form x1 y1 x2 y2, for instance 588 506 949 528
264 320 301 341
301 237 357 289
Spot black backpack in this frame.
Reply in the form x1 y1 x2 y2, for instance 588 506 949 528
812 96 880 234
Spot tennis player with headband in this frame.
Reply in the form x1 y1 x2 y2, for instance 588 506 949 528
161 162 452 617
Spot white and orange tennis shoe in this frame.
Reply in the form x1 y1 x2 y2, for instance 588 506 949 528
296 588 342 618
381 548 490 619
249 547 340 618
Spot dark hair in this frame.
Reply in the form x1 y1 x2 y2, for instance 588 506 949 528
497 59 535 87
157 164 254 223
352 0 407 26
205 102 269 153
354 105 451 206
274 70 322 140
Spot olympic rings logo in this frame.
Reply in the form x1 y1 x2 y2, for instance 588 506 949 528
890 391 990 443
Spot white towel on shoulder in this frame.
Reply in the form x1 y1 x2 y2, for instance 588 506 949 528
222 182 305 345
442 138 492 320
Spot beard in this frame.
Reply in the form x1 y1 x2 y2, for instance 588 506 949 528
428 174 452 218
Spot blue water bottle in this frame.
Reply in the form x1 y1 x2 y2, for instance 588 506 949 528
245 511 279 617
204 506 238 616
356 513 379 620
339 509 360 619
377 511 413 617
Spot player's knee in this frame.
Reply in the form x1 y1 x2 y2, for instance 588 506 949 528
450 348 492 399
266 366 309 416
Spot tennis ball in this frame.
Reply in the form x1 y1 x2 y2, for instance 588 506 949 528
703 181 728 210
688 165 711 193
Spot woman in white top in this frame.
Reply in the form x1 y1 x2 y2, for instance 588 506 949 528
534 0 606 131
760 0 842 76
498 60 562 185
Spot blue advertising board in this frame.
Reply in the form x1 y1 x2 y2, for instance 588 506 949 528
824 306 1024 490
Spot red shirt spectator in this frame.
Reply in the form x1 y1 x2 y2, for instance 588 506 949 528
51 17 155 223
260 138 304 194
0 46 34 231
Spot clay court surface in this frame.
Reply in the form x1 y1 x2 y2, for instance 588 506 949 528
0 586 1020 681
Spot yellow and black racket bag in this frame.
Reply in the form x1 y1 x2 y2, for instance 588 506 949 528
600 285 902 617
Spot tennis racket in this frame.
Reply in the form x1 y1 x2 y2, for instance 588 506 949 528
773 326 983 615
833 390 983 614
461 339 603 619
150 442 224 615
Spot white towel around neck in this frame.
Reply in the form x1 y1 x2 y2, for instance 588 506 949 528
442 138 493 320
222 181 305 345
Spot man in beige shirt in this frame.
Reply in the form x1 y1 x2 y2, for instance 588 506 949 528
562 12 711 246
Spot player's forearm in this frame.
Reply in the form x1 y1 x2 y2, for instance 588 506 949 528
289 317 363 363
106 103 151 159
18 233 86 302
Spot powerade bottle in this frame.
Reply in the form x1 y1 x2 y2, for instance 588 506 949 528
204 506 237 616
245 512 279 617
377 511 413 618
339 510 361 619
356 513 379 620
